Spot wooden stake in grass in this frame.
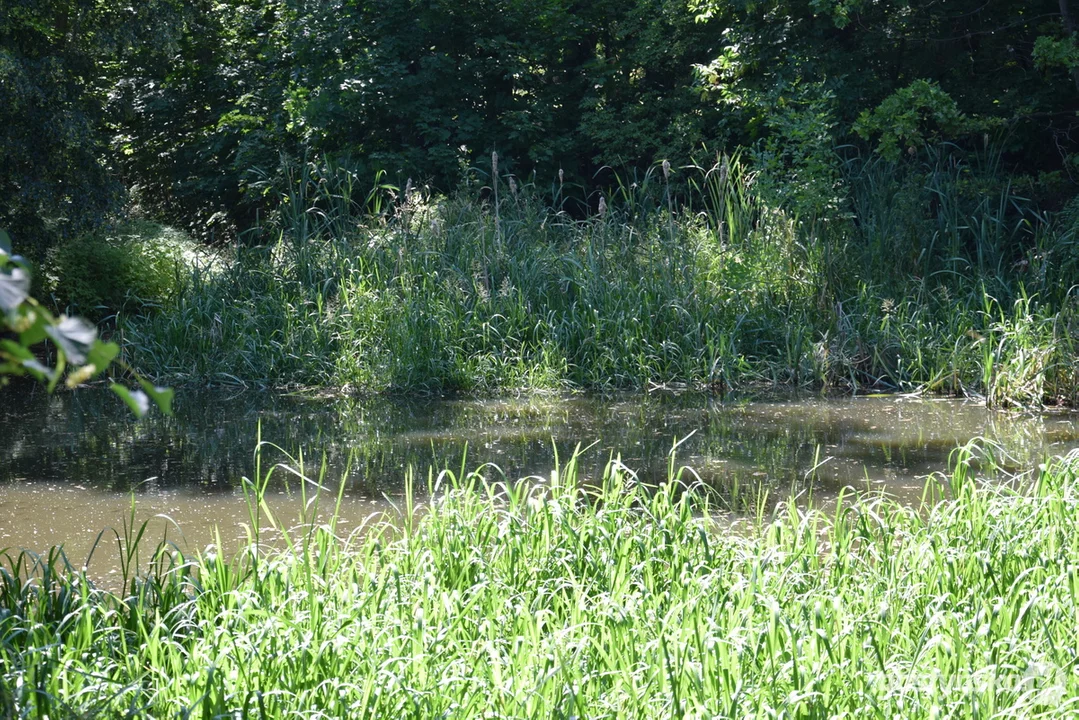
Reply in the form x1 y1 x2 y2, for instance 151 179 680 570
663 159 674 243
492 151 500 253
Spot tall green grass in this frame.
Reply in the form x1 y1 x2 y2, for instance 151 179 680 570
3 443 1079 716
121 153 1079 405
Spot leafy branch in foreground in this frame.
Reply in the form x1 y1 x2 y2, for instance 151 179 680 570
0 230 172 417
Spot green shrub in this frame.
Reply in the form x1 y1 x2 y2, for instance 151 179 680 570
46 221 190 320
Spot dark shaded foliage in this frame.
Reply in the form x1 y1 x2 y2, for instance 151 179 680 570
0 0 186 256
3 0 1079 247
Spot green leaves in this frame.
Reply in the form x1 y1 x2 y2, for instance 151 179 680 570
0 266 30 313
87 341 121 373
0 230 29 313
110 384 150 418
1 231 171 418
1 229 30 315
44 317 97 365
1033 35 1079 72
137 378 174 416
854 80 972 161
808 0 866 29
109 380 173 419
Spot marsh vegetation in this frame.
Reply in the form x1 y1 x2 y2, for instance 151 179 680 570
119 154 1079 407
4 1 1079 716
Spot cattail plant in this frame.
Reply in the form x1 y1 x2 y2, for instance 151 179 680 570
492 151 501 253
719 155 729 246
662 159 674 243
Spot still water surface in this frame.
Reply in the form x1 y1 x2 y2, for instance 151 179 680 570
2 387 1077 568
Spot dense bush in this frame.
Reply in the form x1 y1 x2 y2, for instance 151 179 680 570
45 222 190 320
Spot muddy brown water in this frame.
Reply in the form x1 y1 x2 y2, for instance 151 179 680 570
1 386 1077 572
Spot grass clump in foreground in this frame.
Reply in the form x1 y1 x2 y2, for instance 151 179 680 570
3 444 1079 717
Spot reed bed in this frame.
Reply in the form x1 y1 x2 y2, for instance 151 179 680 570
120 155 1079 406
3 443 1079 717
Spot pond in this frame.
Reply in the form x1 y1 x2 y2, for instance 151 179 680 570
1 386 1077 571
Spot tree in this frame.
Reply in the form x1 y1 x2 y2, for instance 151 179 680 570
0 0 189 258
692 0 1079 187
111 0 289 241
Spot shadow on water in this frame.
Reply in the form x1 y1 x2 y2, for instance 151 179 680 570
1 385 1077 562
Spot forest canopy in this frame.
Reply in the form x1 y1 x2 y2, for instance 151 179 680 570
2 0 1077 251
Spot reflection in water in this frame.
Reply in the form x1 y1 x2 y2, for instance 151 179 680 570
1 385 1077 562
